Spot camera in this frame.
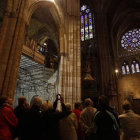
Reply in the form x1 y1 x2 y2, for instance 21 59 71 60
57 94 61 99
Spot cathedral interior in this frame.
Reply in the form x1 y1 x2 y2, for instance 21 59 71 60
0 0 140 114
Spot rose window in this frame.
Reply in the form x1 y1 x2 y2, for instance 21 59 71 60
121 29 140 51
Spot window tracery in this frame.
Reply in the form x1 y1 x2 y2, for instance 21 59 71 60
80 5 95 41
122 61 130 75
121 29 140 51
121 59 140 75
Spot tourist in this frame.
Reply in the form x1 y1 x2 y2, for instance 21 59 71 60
13 96 29 139
22 96 42 140
73 102 84 140
94 95 120 140
80 98 97 140
119 100 140 140
0 95 18 140
60 103 78 140
41 94 68 140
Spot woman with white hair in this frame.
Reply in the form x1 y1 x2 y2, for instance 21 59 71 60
22 96 43 140
119 100 140 140
41 94 68 140
59 103 78 140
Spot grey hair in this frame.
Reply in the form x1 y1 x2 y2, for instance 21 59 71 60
65 103 71 111
85 98 92 107
32 96 42 108
122 100 131 111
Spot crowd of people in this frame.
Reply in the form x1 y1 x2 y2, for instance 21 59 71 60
0 94 140 140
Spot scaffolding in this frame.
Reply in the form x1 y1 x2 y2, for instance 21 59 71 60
14 54 57 108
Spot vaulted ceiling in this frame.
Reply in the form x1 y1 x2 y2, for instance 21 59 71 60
84 0 140 57
28 5 59 49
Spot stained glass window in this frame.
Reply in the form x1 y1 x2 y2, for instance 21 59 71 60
136 63 140 72
122 66 126 75
131 64 135 74
81 16 84 41
85 14 89 40
80 5 95 41
126 65 130 74
121 29 140 51
122 61 130 75
89 13 93 39
131 60 140 73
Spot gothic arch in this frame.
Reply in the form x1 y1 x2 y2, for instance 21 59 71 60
26 0 67 55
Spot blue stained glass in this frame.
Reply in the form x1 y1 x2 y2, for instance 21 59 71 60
80 5 95 41
121 29 140 51
85 14 89 40
89 13 93 39
122 66 126 75
86 9 90 13
81 5 87 11
81 16 84 41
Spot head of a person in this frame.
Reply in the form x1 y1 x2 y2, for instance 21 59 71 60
74 102 81 109
18 96 27 106
122 100 131 111
80 105 83 111
65 103 71 111
85 98 93 107
125 96 133 104
41 100 53 112
98 95 109 110
0 95 13 108
32 96 42 109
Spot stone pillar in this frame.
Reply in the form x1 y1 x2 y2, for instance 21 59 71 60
0 0 28 99
58 0 81 108
96 14 112 95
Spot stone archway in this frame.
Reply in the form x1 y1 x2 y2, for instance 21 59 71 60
0 0 81 109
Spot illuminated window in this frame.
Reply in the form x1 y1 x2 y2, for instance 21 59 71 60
80 5 95 41
121 29 140 51
122 61 130 75
131 60 140 73
131 64 135 74
126 65 130 74
122 66 126 75
136 63 140 72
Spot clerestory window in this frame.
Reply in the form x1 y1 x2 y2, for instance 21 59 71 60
80 5 95 41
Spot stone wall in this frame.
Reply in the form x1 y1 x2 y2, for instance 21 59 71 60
118 73 140 113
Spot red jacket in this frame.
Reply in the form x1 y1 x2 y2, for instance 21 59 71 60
73 109 84 138
0 104 18 140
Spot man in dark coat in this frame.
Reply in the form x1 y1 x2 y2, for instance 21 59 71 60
22 96 42 140
94 95 120 140
12 96 28 139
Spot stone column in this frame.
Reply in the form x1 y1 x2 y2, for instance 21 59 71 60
0 0 28 99
58 0 81 108
96 13 112 95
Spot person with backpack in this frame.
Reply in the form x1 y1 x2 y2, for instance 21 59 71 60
94 95 120 140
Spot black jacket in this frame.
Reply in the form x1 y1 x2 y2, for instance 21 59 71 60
94 107 120 140
11 105 27 138
22 106 42 140
42 101 69 140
